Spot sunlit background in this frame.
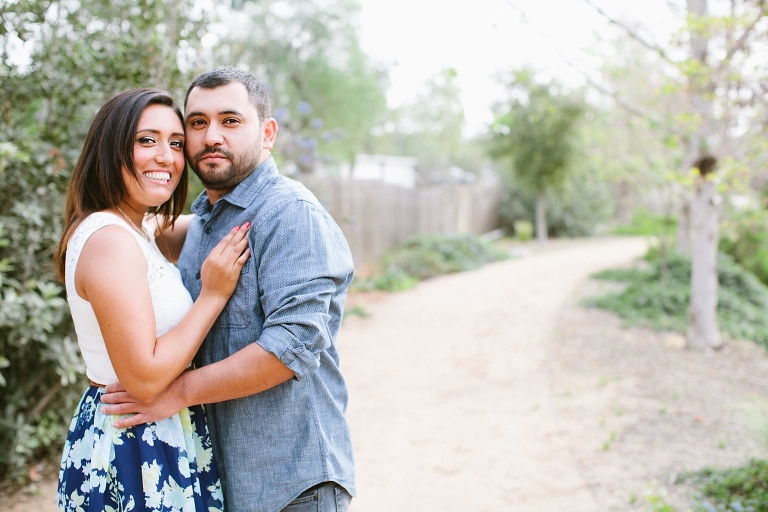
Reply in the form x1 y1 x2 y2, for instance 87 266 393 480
2 0 768 510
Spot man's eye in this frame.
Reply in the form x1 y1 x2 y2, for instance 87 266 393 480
223 118 239 124
189 119 206 127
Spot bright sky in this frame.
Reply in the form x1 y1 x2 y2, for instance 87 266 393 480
358 0 684 136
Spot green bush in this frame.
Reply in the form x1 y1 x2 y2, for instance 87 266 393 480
513 220 533 241
588 250 768 348
496 174 613 238
687 459 768 511
353 234 507 292
0 140 85 482
0 0 201 482
612 207 677 236
720 208 768 287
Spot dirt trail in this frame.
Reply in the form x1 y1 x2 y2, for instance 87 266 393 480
339 236 648 512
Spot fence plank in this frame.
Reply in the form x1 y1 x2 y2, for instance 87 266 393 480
311 179 501 267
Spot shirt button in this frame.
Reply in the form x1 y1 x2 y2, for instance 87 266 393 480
204 226 212 235
195 271 201 280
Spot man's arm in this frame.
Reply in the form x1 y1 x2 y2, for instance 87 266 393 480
102 198 353 427
101 342 294 428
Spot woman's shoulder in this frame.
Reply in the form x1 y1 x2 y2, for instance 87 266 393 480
69 212 140 257
73 211 125 236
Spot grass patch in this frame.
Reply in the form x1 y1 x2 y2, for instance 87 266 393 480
352 234 508 292
612 208 677 236
343 305 370 320
586 249 768 348
685 460 768 511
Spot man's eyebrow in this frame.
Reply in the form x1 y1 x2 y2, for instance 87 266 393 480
185 109 244 118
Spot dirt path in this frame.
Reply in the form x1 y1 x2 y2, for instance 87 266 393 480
339 236 649 511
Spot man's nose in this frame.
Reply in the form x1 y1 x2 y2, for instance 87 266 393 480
203 123 224 146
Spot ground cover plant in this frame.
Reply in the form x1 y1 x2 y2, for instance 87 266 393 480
586 248 768 349
352 234 507 292
589 248 768 510
685 460 768 511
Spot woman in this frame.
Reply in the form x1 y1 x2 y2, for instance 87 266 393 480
54 88 248 512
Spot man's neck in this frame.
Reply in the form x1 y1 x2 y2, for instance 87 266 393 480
206 188 232 205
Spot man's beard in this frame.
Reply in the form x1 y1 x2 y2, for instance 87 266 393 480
188 146 261 191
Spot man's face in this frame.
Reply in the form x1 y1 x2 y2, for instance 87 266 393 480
184 82 263 193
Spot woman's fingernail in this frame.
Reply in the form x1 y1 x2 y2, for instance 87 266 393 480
243 222 250 229
234 226 240 231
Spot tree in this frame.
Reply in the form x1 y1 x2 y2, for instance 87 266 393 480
0 0 203 480
366 68 486 184
582 0 768 349
488 70 585 243
210 0 388 173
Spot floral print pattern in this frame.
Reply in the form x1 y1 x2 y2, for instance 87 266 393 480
58 386 224 512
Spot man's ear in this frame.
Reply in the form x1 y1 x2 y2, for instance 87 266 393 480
262 118 278 150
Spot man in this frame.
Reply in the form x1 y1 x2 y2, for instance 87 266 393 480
101 67 356 512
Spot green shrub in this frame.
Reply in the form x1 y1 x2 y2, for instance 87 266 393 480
687 459 768 511
513 220 533 241
353 234 506 292
720 208 768 287
588 250 768 348
0 0 201 483
0 140 86 482
496 173 614 238
612 207 677 236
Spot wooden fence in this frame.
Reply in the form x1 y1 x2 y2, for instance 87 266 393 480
305 178 502 267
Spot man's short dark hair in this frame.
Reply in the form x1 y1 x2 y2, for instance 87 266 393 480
185 66 272 123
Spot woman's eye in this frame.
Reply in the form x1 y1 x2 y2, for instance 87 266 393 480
170 140 184 149
138 137 156 144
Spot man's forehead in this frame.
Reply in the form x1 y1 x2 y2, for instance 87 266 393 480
185 82 253 115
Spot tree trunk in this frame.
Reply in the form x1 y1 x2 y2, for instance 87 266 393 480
687 171 721 349
685 0 721 349
535 190 547 244
676 198 691 255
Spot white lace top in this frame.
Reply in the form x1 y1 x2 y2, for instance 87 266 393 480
65 212 194 385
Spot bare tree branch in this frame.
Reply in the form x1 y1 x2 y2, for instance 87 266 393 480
501 0 686 138
580 0 676 64
718 1 765 68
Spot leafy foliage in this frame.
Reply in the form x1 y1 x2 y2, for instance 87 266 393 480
488 70 584 195
587 249 768 348
366 68 491 184
354 234 507 292
215 0 388 172
720 208 768 287
687 460 768 512
497 172 614 238
612 208 678 236
0 0 202 481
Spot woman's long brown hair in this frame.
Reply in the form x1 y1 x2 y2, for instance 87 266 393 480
54 88 188 282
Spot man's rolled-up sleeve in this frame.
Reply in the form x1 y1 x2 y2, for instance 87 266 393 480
253 198 353 381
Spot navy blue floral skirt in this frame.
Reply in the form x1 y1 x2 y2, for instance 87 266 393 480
57 386 224 511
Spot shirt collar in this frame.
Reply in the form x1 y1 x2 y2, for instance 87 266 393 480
191 157 278 216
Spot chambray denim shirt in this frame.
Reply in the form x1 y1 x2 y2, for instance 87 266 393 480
178 157 356 512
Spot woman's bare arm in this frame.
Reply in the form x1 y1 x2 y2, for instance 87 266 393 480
76 223 249 403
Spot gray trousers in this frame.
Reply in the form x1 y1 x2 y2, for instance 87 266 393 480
280 482 352 512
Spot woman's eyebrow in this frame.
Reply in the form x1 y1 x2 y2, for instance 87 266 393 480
137 128 185 137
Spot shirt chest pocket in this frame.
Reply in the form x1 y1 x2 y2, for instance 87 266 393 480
216 258 258 328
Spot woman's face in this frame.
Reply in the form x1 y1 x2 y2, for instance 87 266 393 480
122 104 185 211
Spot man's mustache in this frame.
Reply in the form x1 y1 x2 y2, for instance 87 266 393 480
192 147 234 162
